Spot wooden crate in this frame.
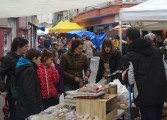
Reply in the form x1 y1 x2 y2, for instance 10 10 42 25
76 94 117 120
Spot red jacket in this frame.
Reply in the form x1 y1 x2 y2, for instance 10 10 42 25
37 64 59 99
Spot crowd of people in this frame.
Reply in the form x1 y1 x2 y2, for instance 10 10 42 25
0 28 167 120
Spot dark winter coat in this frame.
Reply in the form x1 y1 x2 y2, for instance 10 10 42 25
121 39 167 107
96 51 121 83
60 50 90 89
0 51 21 99
15 57 43 119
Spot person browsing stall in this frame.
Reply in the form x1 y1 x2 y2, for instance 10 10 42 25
37 49 59 109
96 39 121 83
60 39 91 91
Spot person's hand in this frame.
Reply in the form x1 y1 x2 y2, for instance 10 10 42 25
83 76 89 81
79 79 84 88
51 62 55 70
0 91 7 98
75 77 80 82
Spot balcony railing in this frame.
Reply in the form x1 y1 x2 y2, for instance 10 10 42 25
70 0 147 18
78 0 122 14
76 0 147 15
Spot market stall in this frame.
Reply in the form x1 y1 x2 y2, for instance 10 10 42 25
27 77 129 120
118 0 167 52
56 22 86 33
49 20 65 33
67 30 107 49
119 0 167 30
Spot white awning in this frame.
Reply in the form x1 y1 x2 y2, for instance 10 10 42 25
0 0 112 18
119 0 167 30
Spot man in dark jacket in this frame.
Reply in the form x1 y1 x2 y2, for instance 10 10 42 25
121 28 167 120
16 48 43 119
0 37 29 120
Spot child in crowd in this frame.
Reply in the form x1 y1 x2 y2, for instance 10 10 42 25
49 49 64 104
15 48 43 120
37 49 59 109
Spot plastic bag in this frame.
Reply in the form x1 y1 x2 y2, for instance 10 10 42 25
109 79 129 102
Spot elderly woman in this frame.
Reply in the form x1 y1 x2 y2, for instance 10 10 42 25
96 39 121 83
60 39 91 91
144 33 157 46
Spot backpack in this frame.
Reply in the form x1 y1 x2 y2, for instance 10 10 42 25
0 52 20 100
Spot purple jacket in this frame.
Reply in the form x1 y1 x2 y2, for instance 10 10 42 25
55 63 64 94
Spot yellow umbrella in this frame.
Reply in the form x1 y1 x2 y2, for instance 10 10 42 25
57 22 86 33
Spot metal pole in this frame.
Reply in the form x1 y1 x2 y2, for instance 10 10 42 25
139 29 142 37
128 86 133 120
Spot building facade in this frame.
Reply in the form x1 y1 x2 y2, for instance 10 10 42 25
72 0 146 38
0 16 38 56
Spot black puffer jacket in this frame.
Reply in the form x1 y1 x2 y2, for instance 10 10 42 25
96 50 121 83
16 57 43 119
121 39 167 107
0 52 21 99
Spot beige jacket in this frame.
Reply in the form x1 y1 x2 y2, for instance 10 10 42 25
83 40 93 58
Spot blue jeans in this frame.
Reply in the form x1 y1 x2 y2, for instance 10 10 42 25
139 102 163 120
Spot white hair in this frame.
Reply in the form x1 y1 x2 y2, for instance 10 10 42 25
144 33 156 42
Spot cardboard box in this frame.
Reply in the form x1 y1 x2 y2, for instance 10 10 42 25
106 85 117 94
76 94 117 120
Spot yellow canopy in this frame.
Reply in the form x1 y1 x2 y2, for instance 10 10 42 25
49 20 85 33
49 20 68 33
57 22 86 33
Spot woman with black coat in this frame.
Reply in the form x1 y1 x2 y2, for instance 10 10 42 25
96 39 121 83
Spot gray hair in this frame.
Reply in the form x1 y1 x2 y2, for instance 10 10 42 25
144 33 156 42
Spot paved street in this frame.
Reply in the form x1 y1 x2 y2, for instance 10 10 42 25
0 56 100 120
0 95 4 120
88 56 100 84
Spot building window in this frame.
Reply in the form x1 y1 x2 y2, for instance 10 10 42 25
22 32 27 39
4 32 9 55
58 14 63 21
